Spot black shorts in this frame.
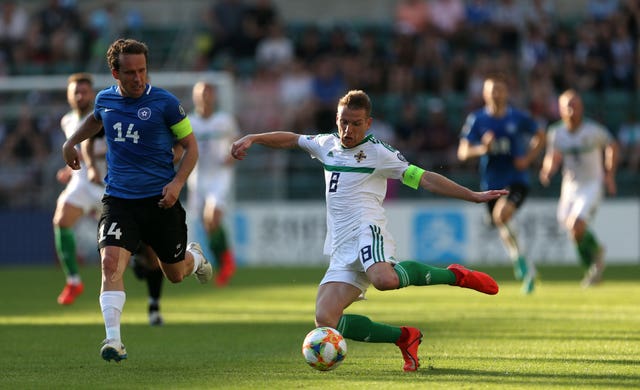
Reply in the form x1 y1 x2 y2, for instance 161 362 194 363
486 182 529 216
98 195 187 264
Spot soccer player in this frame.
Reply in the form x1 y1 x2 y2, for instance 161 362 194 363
62 38 213 362
55 73 168 324
187 81 239 287
539 89 618 288
457 75 545 294
231 89 505 372
53 72 103 305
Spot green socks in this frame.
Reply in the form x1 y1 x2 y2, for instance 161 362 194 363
337 314 401 343
577 230 599 268
393 261 456 288
54 226 78 276
208 226 229 264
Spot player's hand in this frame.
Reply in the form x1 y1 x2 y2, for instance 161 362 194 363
481 131 495 153
62 141 81 170
56 166 72 184
474 189 509 203
87 166 103 185
231 136 254 160
158 181 181 209
539 170 551 187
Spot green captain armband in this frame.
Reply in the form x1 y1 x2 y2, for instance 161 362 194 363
402 165 425 189
171 117 193 140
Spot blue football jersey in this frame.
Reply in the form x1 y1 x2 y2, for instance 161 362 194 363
94 84 189 198
460 106 538 190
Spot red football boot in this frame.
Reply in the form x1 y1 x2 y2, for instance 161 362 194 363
57 282 84 305
215 250 236 287
447 264 499 295
395 326 423 372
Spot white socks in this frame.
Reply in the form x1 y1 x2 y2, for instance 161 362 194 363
100 291 126 342
189 247 205 275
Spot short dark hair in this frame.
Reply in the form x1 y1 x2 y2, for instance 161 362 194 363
338 90 372 117
106 38 149 71
67 72 93 86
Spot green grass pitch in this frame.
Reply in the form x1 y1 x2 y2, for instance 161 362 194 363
0 264 638 389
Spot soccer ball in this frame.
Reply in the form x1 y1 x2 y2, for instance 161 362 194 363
301 326 347 371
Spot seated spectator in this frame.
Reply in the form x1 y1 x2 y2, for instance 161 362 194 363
279 59 314 130
255 21 293 71
245 0 279 41
395 0 430 36
618 111 640 172
0 1 28 71
203 0 246 60
310 56 347 131
294 24 326 65
0 105 50 207
428 0 466 39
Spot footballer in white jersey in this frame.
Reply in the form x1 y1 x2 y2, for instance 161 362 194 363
231 90 505 372
540 89 618 288
546 117 612 223
299 133 409 289
54 73 104 306
58 110 106 213
187 107 239 214
186 81 239 286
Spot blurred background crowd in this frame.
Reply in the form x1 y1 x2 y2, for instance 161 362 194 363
0 0 639 210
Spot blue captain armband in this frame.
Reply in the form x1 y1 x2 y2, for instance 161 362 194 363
402 165 425 189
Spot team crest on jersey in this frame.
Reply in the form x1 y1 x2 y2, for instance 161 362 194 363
396 152 407 162
354 150 367 162
138 107 152 120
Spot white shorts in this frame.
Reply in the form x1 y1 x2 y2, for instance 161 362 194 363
557 178 603 228
187 170 233 215
57 174 104 214
320 223 397 293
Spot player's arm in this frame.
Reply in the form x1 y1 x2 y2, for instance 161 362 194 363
231 131 300 160
457 132 494 161
538 148 562 186
514 128 546 171
81 134 103 184
604 140 619 196
62 114 103 170
402 165 508 203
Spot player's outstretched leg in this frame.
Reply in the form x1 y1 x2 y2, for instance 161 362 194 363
447 264 499 295
100 339 127 362
395 326 423 372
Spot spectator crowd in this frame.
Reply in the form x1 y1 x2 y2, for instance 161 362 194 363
0 0 639 208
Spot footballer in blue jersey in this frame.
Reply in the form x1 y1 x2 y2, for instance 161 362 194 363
458 75 545 294
62 38 212 362
460 106 537 191
94 84 188 199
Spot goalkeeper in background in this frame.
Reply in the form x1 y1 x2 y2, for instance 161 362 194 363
231 89 505 372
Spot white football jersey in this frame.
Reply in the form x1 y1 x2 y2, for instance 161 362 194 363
188 110 239 187
61 110 106 184
547 118 613 185
298 133 410 255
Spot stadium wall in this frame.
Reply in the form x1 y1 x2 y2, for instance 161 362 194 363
231 199 640 266
1 199 637 266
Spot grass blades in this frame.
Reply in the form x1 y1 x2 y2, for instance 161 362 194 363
0 265 639 389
